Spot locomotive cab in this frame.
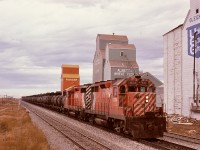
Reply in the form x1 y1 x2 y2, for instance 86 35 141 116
125 77 166 138
111 77 166 139
64 86 86 117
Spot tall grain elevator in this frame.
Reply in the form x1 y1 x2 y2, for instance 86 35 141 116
61 64 80 95
163 0 200 119
93 34 139 83
93 33 163 107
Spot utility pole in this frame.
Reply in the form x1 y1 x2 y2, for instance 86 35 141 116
193 31 199 107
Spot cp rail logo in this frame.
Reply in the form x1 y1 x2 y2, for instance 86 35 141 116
187 23 200 58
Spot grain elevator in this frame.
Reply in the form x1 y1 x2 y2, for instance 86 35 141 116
164 0 200 119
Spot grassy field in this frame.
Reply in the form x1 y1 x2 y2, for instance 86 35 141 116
0 99 50 150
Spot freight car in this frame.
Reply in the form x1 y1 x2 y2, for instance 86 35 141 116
22 76 166 139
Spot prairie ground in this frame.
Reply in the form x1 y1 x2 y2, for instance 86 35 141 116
0 99 49 150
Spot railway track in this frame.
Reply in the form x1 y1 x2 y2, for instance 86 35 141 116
23 102 199 150
23 102 111 150
164 132 200 145
140 138 197 150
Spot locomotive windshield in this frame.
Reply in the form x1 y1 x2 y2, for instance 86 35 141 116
126 78 155 93
140 86 146 92
128 86 137 92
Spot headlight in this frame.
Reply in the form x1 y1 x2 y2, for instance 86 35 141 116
146 95 149 103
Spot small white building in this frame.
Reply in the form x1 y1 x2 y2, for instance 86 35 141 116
164 0 200 119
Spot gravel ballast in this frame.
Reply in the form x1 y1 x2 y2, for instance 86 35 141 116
24 103 157 150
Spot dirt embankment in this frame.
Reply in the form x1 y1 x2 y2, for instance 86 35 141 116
167 114 200 138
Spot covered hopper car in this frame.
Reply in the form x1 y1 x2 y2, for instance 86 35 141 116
22 76 166 139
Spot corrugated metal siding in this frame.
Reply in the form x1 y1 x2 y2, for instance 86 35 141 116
61 64 80 95
167 31 175 114
94 34 129 82
62 74 80 78
104 60 111 81
182 40 194 117
108 44 135 49
93 51 103 82
164 27 182 114
141 72 163 87
62 78 80 90
109 48 136 61
174 28 182 114
163 34 168 113
182 10 196 117
104 44 139 81
190 0 200 9
109 60 139 68
156 86 164 107
62 68 79 74
99 39 128 50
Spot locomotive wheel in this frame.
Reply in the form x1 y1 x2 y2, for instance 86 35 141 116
89 116 95 124
77 113 83 120
107 119 114 129
115 127 121 134
114 121 124 134
77 115 81 120
115 125 123 134
131 130 139 140
131 130 136 139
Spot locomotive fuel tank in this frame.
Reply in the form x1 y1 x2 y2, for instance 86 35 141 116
94 118 107 126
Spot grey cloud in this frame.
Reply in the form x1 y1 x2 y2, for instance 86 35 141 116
15 36 95 67
0 41 14 50
46 0 116 8
0 0 189 97
134 38 163 60
0 68 58 89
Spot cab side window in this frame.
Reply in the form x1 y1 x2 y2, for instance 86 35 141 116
120 85 126 94
113 87 117 97
148 87 155 92
91 86 99 92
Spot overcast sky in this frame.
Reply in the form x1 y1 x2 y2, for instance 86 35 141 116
0 0 189 98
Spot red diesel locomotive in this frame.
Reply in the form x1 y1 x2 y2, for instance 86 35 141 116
22 76 166 139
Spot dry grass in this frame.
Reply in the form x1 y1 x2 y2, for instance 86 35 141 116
0 99 50 150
